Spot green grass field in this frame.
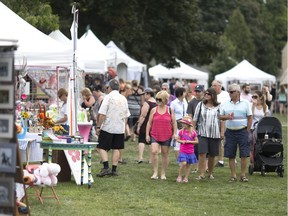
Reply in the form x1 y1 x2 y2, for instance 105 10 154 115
28 114 287 216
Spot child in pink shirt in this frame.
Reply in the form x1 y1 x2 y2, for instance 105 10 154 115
176 116 198 183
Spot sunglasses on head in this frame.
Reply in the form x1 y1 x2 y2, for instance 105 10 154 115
252 95 258 99
205 92 211 96
229 91 236 94
156 98 162 102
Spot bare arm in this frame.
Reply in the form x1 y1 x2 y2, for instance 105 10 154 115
55 114 67 124
145 107 156 143
137 102 149 132
247 115 252 132
170 107 178 139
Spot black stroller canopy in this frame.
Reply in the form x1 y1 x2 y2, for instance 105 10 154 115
255 117 282 139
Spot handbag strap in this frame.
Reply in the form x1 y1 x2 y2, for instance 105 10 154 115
196 102 202 124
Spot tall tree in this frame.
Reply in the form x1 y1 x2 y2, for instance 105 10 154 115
2 0 59 34
224 9 256 63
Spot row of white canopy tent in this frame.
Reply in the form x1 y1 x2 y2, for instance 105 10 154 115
49 29 147 84
149 59 209 88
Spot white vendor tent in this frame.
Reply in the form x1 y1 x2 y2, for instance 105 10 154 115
149 59 208 88
49 30 72 47
215 60 276 89
0 2 72 68
106 41 147 85
77 29 109 73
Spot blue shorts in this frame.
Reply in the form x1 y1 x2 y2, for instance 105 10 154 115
224 128 250 158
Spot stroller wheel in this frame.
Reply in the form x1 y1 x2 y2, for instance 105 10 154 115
277 166 284 177
248 164 254 175
261 165 265 176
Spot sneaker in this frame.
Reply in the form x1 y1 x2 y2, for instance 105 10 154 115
96 168 112 177
215 162 224 167
110 171 118 177
118 159 127 164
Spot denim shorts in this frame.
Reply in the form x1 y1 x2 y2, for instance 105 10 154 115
150 136 171 146
224 128 250 158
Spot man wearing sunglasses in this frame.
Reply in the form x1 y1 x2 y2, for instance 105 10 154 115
212 80 230 167
219 83 252 182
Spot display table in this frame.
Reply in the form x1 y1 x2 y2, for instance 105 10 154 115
18 133 43 163
40 142 97 189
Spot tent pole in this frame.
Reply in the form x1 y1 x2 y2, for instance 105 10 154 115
71 2 78 135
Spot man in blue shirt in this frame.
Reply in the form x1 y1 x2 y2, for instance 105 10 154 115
219 83 252 182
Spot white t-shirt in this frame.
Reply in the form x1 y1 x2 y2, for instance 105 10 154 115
98 90 130 134
217 90 230 106
57 103 68 125
251 104 268 129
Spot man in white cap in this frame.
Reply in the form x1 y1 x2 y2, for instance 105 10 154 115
212 80 230 167
219 83 252 182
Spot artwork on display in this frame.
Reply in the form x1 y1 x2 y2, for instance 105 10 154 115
0 57 13 82
0 177 15 207
0 85 14 109
0 143 16 173
0 114 14 139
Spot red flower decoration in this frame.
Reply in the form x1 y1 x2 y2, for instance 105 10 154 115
21 94 27 100
68 150 81 162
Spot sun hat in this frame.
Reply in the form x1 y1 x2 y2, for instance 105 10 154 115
179 116 193 126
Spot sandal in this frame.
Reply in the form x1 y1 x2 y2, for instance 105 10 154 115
240 176 248 182
161 176 167 180
176 177 182 183
191 169 198 173
195 175 205 181
207 174 214 180
183 178 189 183
229 177 237 183
150 175 158 180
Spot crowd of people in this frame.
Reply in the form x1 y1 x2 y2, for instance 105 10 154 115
69 77 286 182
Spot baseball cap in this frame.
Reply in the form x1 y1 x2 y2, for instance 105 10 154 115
194 85 204 92
141 88 153 95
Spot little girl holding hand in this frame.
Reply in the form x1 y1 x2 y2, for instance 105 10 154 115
176 116 198 183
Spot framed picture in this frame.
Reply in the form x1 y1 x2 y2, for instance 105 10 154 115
0 114 14 139
0 143 16 173
0 57 13 82
0 177 15 207
0 85 14 109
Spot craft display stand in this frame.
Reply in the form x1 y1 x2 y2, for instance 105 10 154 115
0 40 30 216
40 142 97 189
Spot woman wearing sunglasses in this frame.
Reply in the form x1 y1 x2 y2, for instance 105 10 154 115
251 90 269 130
192 88 222 180
146 90 177 180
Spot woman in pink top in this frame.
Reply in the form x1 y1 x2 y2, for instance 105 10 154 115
176 116 198 183
146 90 177 180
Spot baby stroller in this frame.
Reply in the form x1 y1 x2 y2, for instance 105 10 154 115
249 117 284 177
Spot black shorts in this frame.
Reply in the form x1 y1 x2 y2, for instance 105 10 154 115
138 133 151 145
97 130 125 151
